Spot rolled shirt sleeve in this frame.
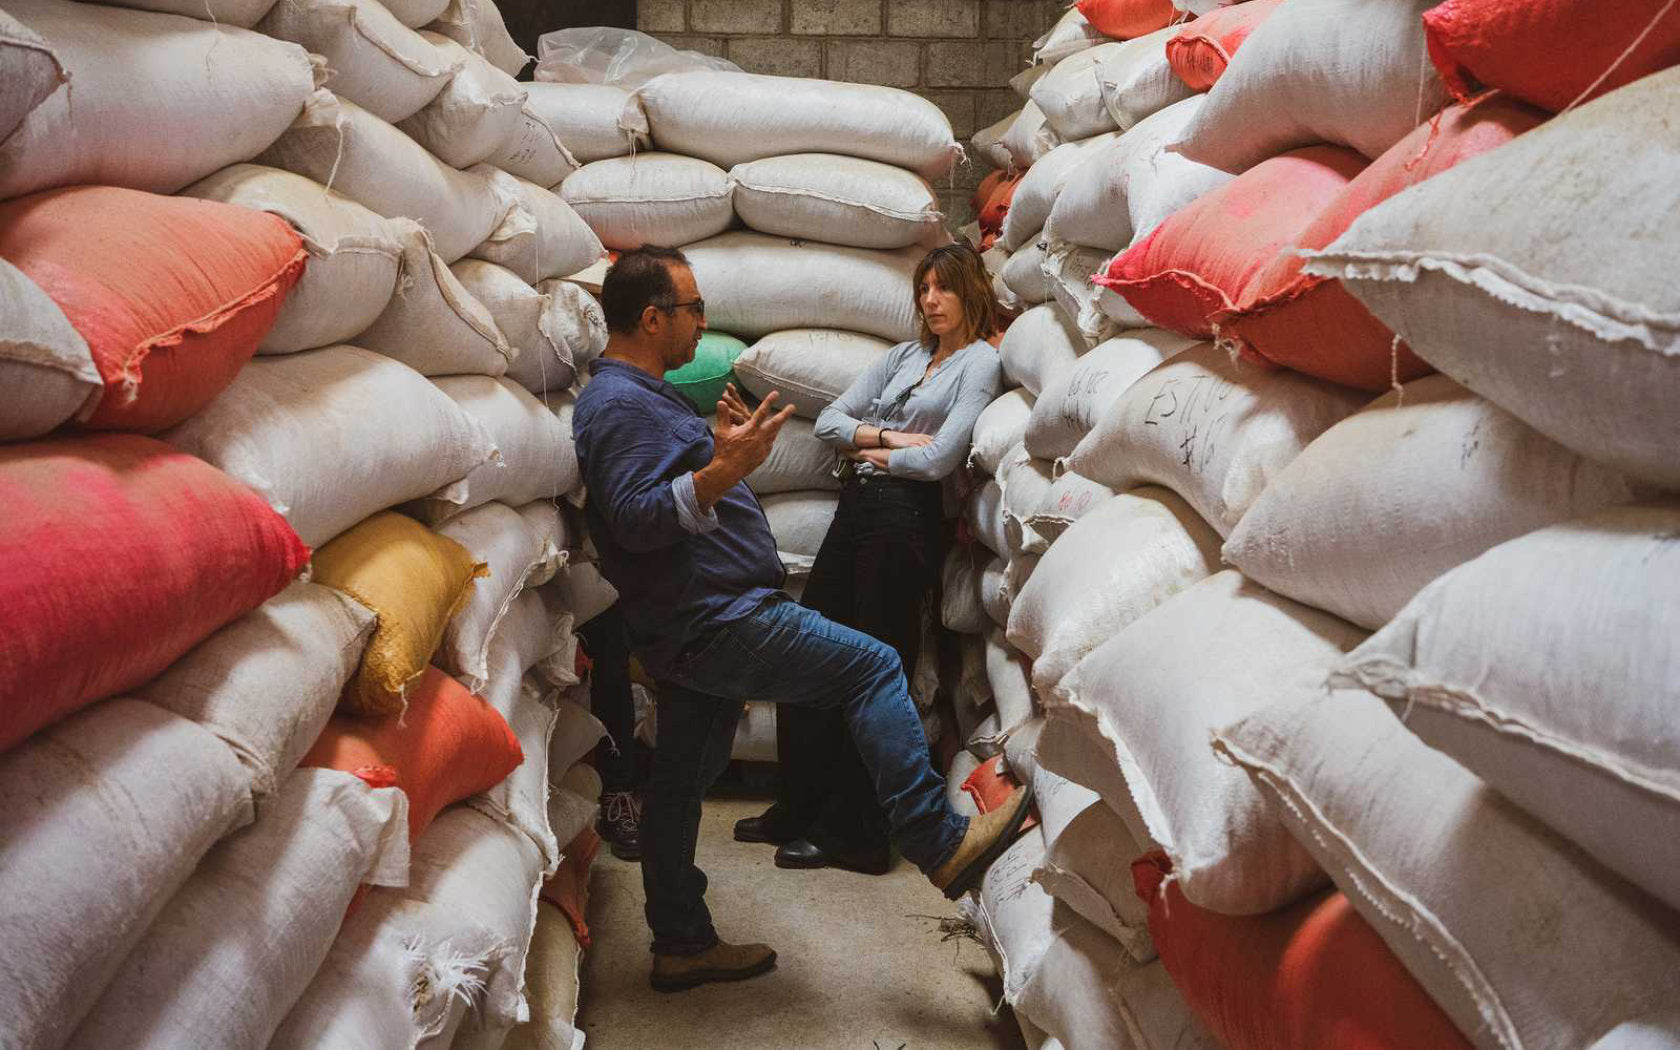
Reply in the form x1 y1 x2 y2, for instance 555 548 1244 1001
671 470 721 534
886 351 1005 482
581 397 715 553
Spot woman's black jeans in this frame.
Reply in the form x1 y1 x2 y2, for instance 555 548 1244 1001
773 471 947 863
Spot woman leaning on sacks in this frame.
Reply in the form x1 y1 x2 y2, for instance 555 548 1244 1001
734 243 1006 873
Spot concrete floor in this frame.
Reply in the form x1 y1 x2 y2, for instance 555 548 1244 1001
576 795 1028 1050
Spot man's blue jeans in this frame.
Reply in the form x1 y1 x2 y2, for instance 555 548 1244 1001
641 593 969 955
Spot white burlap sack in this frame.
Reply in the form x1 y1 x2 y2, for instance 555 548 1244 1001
0 700 253 1050
733 329 891 419
1000 302 1085 398
1002 453 1056 557
638 70 959 179
162 344 497 547
438 502 557 691
0 7 66 144
957 632 992 714
966 475 1010 557
1001 133 1117 251
1044 97 1231 253
272 894 501 1049
1036 710 1153 846
1005 551 1039 602
985 629 1036 737
396 806 546 1029
761 490 838 576
730 154 943 250
522 81 649 165
1001 241 1054 306
1061 570 1360 914
1000 100 1060 170
1094 26 1196 131
1172 0 1447 173
1033 5 1107 65
963 830 1151 1050
135 581 374 797
0 0 314 199
1304 69 1680 491
1010 63 1049 99
182 164 404 356
1031 764 1154 962
0 256 99 439
383 0 448 28
257 90 507 263
412 379 581 519
559 152 733 250
731 701 778 762
258 0 454 123
515 500 571 587
1063 342 1367 537
1008 486 1221 699
71 769 409 1050
1032 45 1120 142
684 231 920 342
743 415 839 495
549 761 602 851
354 221 513 375
67 0 279 27
470 172 603 284
972 109 1017 171
471 677 563 869
398 32 525 168
490 588 573 694
1217 689 1680 1050
980 554 1010 628
1024 330 1193 460
504 902 585 1050
511 279 607 393
1225 375 1636 630
969 387 1036 475
1003 716 1045 785
542 561 619 635
451 259 593 393
1335 502 1680 918
426 0 528 75
547 695 607 786
943 547 987 634
1042 241 1137 345
1023 470 1114 547
485 102 581 187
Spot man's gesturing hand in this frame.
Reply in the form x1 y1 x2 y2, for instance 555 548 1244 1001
694 389 796 510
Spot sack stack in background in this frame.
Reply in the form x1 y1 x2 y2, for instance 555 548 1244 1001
948 2 1680 1048
1 0 621 1042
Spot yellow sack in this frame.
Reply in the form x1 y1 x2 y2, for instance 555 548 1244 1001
312 511 487 715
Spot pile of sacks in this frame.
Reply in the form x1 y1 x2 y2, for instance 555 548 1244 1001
545 54 965 757
948 0 1680 1047
0 0 639 1043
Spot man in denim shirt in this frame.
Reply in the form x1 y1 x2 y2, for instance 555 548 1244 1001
572 246 1032 993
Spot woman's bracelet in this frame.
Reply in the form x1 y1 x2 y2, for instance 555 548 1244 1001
878 429 891 449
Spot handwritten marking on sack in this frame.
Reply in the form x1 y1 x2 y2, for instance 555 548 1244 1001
1059 367 1112 424
1139 371 1237 472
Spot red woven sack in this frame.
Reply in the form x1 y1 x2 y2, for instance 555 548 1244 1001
961 755 1040 832
1424 0 1680 113
0 433 308 751
979 171 1025 236
541 824 602 949
1077 0 1180 40
1133 851 1472 1049
972 169 1009 215
302 665 523 841
1214 95 1546 390
1095 145 1366 338
0 186 306 433
1165 0 1285 91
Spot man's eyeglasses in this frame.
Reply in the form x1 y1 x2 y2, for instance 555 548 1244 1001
663 298 706 317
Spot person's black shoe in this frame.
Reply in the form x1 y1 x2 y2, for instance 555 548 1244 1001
732 808 800 845
598 790 643 862
773 838 891 876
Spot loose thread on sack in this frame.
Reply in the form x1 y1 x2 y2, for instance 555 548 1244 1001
1559 0 1679 114
1389 334 1405 406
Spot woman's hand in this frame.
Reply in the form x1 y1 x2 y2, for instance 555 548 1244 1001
845 447 893 469
884 431 935 449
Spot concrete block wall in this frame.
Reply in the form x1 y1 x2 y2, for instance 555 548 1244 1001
639 0 1067 229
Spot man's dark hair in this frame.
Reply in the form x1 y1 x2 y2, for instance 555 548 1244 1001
600 245 691 334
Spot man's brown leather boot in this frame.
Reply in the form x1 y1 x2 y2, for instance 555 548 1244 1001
649 939 778 993
928 783 1034 900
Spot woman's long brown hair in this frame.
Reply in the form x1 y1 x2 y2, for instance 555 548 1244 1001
913 243 1000 351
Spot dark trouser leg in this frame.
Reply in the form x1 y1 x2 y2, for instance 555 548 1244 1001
578 606 643 795
639 681 744 955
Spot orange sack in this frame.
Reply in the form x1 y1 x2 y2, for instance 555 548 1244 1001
1133 852 1473 1050
979 170 1025 237
1095 145 1367 339
1423 0 1680 113
1077 0 1180 40
1166 0 1285 91
0 433 309 752
302 666 523 841
1213 94 1547 391
0 186 306 433
972 169 1008 215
